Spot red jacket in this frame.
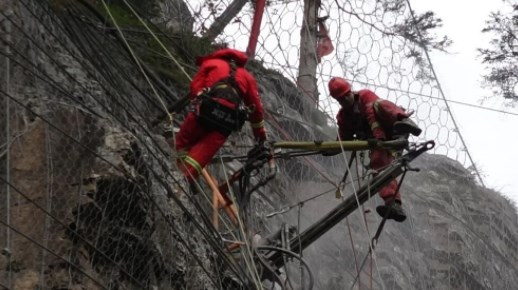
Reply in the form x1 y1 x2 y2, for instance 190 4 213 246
189 49 266 140
336 89 387 140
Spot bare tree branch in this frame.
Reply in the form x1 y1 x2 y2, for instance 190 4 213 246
204 0 248 41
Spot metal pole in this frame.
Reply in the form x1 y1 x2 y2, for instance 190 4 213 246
245 0 266 58
267 141 434 270
297 0 319 104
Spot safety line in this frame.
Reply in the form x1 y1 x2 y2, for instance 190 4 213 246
0 18 249 284
10 3 246 280
100 0 172 124
120 0 192 81
216 155 265 290
405 0 485 187
0 89 233 286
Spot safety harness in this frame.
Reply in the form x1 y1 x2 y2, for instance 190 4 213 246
197 61 248 136
350 93 370 139
350 94 388 140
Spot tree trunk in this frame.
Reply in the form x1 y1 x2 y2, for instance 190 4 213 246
204 0 248 41
297 0 319 106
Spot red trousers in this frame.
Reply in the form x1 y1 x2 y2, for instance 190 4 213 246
371 99 406 203
175 112 228 181
370 149 401 203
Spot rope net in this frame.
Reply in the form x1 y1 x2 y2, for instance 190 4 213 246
188 1 514 289
190 0 475 170
1 0 516 289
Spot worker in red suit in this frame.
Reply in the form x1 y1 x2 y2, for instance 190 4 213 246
327 77 422 222
174 48 267 184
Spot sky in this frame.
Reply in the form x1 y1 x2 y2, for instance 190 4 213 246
410 0 518 205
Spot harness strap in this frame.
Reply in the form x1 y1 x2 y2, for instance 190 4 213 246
353 93 360 114
370 121 381 131
195 60 249 135
351 93 366 138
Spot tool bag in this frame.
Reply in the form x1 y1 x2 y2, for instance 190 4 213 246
197 64 248 136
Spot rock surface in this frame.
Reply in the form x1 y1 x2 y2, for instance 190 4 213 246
0 1 516 289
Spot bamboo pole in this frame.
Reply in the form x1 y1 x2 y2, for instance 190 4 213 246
201 169 239 226
273 139 407 151
212 186 219 229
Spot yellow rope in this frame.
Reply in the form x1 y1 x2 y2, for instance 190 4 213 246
121 0 192 82
100 0 174 125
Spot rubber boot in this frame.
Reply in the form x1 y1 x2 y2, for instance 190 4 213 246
376 201 407 222
393 118 422 136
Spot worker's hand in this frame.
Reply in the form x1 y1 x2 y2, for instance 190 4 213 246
247 140 268 159
371 127 387 141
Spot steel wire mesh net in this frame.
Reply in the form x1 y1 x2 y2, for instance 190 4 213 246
185 0 511 289
0 0 515 289
0 1 239 289
189 0 469 164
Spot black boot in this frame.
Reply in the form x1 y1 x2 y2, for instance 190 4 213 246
376 202 407 222
393 118 422 137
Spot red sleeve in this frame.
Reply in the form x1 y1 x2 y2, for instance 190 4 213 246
236 69 266 141
359 90 386 140
189 64 209 98
189 59 230 98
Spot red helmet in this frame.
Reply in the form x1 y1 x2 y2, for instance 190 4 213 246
328 77 351 99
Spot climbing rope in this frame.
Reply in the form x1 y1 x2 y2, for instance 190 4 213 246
349 169 409 289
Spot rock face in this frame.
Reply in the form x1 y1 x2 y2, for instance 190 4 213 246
0 1 517 290
293 153 518 290
156 0 193 34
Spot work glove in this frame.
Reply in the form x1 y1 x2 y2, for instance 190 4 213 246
371 127 387 141
247 140 268 159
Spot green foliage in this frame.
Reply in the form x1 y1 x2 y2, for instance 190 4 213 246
148 34 223 90
375 0 452 52
393 10 452 52
479 4 518 102
99 0 160 20
340 0 451 83
389 4 451 83
91 0 207 89
96 1 144 27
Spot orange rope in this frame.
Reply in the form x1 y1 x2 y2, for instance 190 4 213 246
202 169 239 226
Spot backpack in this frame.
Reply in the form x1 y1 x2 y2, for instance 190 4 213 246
197 62 248 136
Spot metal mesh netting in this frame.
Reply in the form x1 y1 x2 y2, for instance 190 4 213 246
0 0 516 290
183 1 515 289
189 0 476 169
0 1 252 289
